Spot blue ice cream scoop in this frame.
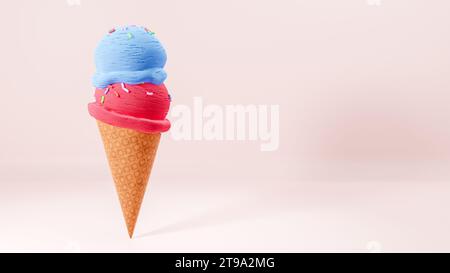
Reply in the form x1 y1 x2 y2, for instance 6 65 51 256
92 25 167 88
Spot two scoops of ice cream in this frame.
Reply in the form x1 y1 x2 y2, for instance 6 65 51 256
88 25 171 238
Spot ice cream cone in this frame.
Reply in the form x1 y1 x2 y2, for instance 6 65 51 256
89 26 171 238
97 120 161 238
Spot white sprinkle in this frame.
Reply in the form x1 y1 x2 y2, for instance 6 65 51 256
121 83 130 93
104 87 110 95
146 92 154 96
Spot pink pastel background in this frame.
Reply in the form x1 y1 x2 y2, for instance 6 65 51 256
1 0 450 252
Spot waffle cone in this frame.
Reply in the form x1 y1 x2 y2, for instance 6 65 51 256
97 121 161 238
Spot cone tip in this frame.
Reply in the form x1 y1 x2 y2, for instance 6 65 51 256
128 229 134 239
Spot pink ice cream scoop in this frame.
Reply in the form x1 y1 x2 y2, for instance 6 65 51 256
88 82 171 133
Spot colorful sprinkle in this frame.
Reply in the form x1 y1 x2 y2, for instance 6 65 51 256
127 33 133 39
144 27 155 35
146 92 154 96
108 28 116 34
121 83 130 93
104 87 110 95
114 91 120 97
101 96 105 104
168 94 172 101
